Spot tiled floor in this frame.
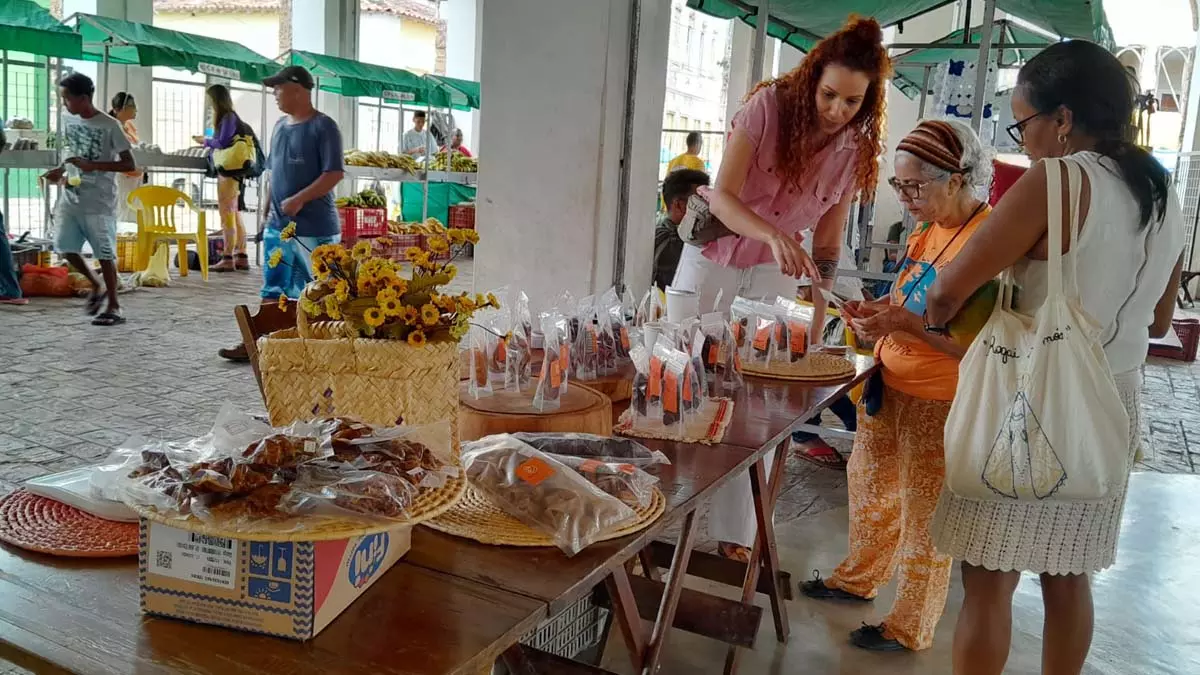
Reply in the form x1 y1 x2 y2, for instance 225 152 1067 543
1 268 1198 674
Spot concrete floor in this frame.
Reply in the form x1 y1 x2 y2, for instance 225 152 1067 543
602 472 1200 675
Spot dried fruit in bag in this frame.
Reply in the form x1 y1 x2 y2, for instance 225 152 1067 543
534 311 568 411
467 325 493 398
773 296 815 362
510 433 669 469
462 435 636 556
550 455 659 508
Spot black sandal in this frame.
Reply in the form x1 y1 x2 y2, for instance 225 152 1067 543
799 570 872 602
92 311 125 326
849 623 907 652
85 290 104 316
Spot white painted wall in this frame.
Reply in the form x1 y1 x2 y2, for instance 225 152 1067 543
475 0 671 311
64 0 154 142
290 0 359 149
444 0 482 151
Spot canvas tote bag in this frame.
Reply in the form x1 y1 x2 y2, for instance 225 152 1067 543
944 157 1130 502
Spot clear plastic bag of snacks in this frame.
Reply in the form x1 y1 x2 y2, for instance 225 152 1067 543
748 305 778 368
729 296 766 364
571 296 600 381
637 286 666 325
601 287 632 364
772 296 814 363
695 311 743 394
510 433 670 468
462 434 637 556
506 291 533 392
630 343 651 419
534 311 569 412
543 454 659 508
466 324 494 399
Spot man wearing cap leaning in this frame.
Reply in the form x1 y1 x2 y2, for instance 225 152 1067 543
218 65 345 362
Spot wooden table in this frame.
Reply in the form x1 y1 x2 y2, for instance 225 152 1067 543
411 355 878 674
0 548 545 675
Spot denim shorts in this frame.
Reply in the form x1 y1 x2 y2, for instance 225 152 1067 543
55 209 117 261
260 228 341 300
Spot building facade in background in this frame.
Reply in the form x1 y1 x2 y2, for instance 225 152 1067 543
660 0 730 179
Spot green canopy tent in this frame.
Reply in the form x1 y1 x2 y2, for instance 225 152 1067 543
284 50 426 104
0 0 82 59
423 74 481 111
69 13 278 91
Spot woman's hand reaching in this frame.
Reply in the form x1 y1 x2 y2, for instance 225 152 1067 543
768 231 819 280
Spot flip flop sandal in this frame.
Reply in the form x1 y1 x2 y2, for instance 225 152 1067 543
0 297 29 305
85 291 104 316
91 311 126 326
849 623 907 652
794 442 848 471
799 570 873 602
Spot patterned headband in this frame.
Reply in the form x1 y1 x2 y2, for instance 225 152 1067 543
897 120 965 174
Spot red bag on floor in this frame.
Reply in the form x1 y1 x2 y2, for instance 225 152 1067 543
19 265 72 297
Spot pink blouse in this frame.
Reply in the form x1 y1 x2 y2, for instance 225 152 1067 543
702 85 860 269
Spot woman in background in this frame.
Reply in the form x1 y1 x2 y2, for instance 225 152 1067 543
195 84 251 272
110 92 143 225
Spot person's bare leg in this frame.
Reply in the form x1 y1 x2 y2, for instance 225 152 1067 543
97 260 120 313
954 563 1020 675
63 252 101 291
1040 573 1093 675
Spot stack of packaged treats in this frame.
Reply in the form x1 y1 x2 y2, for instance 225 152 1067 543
729 295 853 379
466 287 534 399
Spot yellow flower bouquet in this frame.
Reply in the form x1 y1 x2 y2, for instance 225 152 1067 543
272 220 491 344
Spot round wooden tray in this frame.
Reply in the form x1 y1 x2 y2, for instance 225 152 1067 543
459 381 612 441
423 484 665 548
135 472 467 543
0 489 139 558
578 362 635 403
741 353 856 382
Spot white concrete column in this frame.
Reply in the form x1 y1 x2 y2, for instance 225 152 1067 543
724 20 753 128
444 0 482 150
290 0 359 147
776 42 803 76
474 0 671 311
63 0 154 142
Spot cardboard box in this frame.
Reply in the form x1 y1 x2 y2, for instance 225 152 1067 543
138 520 411 640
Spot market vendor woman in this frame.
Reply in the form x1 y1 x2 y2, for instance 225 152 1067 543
670 16 891 561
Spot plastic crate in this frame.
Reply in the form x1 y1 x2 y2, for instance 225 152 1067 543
116 235 138 272
337 207 388 243
1149 318 1200 362
371 233 424 261
519 592 609 662
10 244 41 271
448 204 476 230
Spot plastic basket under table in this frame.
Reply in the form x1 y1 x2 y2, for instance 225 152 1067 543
338 208 388 243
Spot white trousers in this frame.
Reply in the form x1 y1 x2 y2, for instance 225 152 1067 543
672 244 797 547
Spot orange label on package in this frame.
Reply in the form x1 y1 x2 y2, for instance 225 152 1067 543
753 321 772 351
706 342 719 367
731 322 744 346
550 360 563 388
648 357 664 398
789 321 807 357
516 458 554 485
620 326 631 351
663 371 679 414
618 464 636 475
683 368 694 405
559 344 571 374
579 459 603 473
495 339 507 364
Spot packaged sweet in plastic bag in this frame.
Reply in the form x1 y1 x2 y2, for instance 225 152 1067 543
773 296 814 362
595 304 618 376
662 347 691 433
505 326 532 392
547 455 659 508
637 286 666 325
466 324 493 398
534 311 568 412
631 343 650 418
462 434 637 556
749 307 777 367
601 288 632 363
510 432 670 468
571 296 599 381
622 287 638 325
647 338 675 416
729 296 762 363
697 311 743 394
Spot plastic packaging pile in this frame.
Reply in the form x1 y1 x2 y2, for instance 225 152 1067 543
91 405 458 533
467 287 534 398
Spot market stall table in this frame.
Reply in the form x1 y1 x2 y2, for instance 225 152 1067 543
408 355 877 674
0 546 545 675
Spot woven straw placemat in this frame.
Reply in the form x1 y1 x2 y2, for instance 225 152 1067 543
423 484 665 547
614 398 735 445
135 472 467 542
741 352 856 382
0 489 139 558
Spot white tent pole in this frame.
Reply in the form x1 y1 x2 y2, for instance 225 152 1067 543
971 0 997 131
422 101 431 221
375 98 383 151
749 1 770 87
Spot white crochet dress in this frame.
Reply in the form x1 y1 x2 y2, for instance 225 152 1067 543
931 369 1142 575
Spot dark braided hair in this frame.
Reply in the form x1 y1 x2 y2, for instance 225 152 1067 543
1018 40 1169 230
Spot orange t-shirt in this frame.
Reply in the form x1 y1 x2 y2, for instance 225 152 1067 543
878 206 990 401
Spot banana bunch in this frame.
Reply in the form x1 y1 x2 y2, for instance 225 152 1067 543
344 150 420 173
431 152 478 173
388 218 448 235
335 188 388 209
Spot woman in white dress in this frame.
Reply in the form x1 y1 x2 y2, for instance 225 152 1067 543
924 40 1184 675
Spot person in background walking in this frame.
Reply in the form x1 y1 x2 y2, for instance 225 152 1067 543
653 168 709 289
218 65 344 362
441 128 473 157
196 84 253 272
670 16 891 562
42 72 136 326
926 40 1184 675
667 131 706 173
0 129 28 305
403 110 437 159
109 92 143 227
801 119 993 653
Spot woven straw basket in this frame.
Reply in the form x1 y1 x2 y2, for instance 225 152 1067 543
257 310 460 445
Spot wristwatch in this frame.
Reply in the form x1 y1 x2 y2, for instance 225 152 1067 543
922 312 950 336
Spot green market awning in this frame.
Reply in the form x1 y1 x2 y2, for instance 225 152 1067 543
71 13 277 83
424 74 481 110
891 19 1057 98
685 0 1112 54
0 0 82 59
285 50 426 104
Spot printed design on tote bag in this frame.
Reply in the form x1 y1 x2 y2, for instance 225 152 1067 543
981 390 1067 500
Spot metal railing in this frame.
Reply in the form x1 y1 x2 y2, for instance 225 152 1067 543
1173 152 1200 270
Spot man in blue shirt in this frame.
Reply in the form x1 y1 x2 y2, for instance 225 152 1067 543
219 65 345 361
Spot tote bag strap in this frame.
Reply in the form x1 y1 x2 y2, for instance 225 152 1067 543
1043 157 1083 302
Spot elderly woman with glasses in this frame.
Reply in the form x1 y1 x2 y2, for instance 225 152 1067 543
800 119 994 653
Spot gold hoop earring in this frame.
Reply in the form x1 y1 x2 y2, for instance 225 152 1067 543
1057 134 1067 145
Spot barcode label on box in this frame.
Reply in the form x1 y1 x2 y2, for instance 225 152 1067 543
148 523 238 590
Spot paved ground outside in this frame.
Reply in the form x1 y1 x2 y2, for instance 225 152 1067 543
2 267 1199 672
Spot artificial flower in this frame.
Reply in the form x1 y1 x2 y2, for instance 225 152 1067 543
405 247 425 262
352 241 373 260
426 235 449 253
333 279 350 302
487 292 500 307
323 294 343 320
420 303 440 326
407 330 427 347
313 259 330 279
364 307 385 328
277 294 288 311
381 297 403 317
377 287 398 305
403 306 419 325
280 222 297 241
268 248 284 268
444 264 457 281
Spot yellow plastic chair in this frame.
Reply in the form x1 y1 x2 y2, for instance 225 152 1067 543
128 185 208 280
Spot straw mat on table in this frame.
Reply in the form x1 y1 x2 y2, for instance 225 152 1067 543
742 353 855 382
423 484 664 547
614 397 734 445
0 489 138 557
135 472 467 542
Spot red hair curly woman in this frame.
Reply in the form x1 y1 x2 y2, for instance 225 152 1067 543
671 16 890 562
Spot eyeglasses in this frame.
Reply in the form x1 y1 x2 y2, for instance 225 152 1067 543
887 177 931 201
1006 112 1043 146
